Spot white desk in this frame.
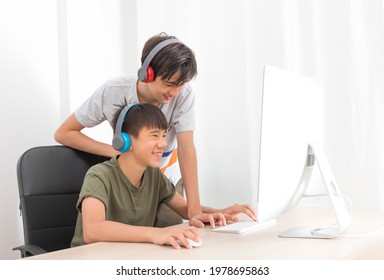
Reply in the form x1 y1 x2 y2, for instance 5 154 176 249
26 207 384 260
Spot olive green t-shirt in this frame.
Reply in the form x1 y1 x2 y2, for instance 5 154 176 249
71 156 175 247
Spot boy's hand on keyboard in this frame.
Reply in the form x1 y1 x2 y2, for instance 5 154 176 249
220 204 257 222
190 212 227 229
198 204 257 228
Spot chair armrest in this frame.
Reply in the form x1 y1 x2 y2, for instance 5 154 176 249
13 244 47 258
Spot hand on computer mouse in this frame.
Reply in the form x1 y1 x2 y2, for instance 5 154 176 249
185 238 203 248
153 226 201 249
175 237 203 249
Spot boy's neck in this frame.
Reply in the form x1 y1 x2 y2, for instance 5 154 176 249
136 81 160 106
117 154 146 188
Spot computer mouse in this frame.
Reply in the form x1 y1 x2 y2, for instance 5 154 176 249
173 238 203 248
186 238 202 248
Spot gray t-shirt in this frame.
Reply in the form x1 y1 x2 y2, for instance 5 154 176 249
71 157 176 247
74 76 196 184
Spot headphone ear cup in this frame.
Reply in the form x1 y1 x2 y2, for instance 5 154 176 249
138 38 181 83
120 132 132 153
145 66 155 83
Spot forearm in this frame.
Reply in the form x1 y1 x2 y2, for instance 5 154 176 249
57 130 117 157
185 188 201 218
177 137 201 218
83 220 159 244
165 193 189 220
83 219 200 250
201 205 220 214
54 113 118 158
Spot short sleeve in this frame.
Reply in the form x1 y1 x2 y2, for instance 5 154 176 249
74 83 109 128
76 172 109 212
74 77 139 128
157 171 176 203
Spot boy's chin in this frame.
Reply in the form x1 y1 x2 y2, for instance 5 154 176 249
148 161 161 169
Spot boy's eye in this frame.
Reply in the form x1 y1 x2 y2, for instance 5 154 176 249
163 81 183 87
149 130 166 138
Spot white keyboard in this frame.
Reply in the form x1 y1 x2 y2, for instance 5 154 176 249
212 219 276 234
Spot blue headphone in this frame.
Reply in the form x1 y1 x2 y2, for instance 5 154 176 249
137 38 182 83
112 104 138 153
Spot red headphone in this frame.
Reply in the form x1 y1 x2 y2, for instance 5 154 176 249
137 38 182 83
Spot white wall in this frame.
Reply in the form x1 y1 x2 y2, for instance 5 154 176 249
0 0 139 260
0 0 61 259
65 0 138 144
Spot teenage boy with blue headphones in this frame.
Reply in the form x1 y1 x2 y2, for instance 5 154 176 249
71 104 256 249
54 33 233 228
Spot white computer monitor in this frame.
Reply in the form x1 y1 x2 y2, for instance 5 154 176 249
279 142 352 238
256 65 351 238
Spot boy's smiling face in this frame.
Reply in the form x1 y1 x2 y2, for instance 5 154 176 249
130 126 167 168
146 72 185 105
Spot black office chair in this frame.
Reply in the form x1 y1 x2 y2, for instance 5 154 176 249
13 145 109 258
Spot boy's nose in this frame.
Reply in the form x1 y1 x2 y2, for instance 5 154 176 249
158 138 167 148
170 85 182 97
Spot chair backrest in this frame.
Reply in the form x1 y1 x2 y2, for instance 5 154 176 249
16 145 109 253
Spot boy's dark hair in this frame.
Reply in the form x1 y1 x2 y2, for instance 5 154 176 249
141 33 197 85
113 104 168 138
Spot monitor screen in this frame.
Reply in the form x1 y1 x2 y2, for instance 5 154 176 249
257 65 351 238
256 65 323 223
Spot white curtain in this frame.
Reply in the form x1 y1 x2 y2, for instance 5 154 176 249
346 1 384 209
65 0 384 210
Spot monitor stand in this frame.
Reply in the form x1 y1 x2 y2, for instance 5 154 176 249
279 142 351 239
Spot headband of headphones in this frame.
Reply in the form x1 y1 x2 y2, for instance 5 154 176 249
112 104 138 152
137 38 182 83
